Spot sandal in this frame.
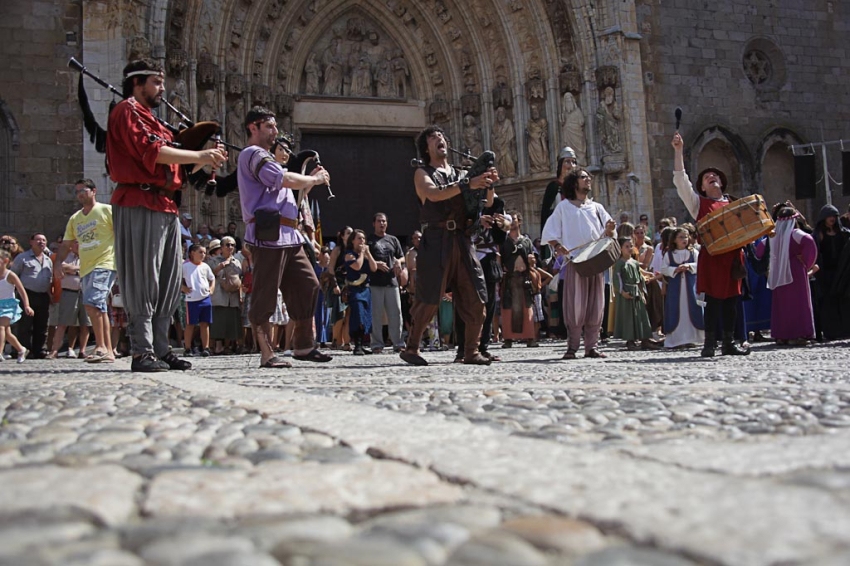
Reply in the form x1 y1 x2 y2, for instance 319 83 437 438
84 351 109 363
292 349 333 363
562 349 577 360
259 356 292 369
463 353 492 366
585 348 607 359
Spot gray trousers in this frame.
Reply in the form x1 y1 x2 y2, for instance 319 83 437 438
114 205 182 357
369 285 404 350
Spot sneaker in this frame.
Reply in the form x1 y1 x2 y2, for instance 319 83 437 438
65 349 78 359
201 349 211 357
131 353 169 372
282 349 293 357
17 348 28 363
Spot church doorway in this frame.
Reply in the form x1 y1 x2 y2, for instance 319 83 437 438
300 132 420 245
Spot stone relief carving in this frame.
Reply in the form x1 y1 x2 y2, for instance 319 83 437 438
596 86 622 154
351 57 373 97
198 89 220 123
493 68 512 109
197 0 222 54
304 52 321 95
526 65 545 101
429 93 450 125
392 49 410 98
462 114 484 158
492 106 517 178
375 52 394 97
527 104 549 174
559 61 581 95
226 60 245 97
127 35 151 61
226 99 245 153
168 79 192 126
197 50 219 89
227 194 242 225
322 38 344 95
560 92 587 165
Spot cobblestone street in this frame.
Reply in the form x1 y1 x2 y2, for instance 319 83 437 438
2 339 850 565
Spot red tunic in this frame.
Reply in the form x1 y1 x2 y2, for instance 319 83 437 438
106 98 181 215
696 196 743 299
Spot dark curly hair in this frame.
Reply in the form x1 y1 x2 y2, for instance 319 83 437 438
416 125 445 162
559 168 590 200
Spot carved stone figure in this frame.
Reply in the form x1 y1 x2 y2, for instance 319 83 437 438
351 56 373 97
304 52 321 94
462 114 483 158
527 104 549 173
491 106 517 178
322 39 344 95
375 52 394 97
596 86 622 154
199 89 219 123
560 92 587 165
226 99 245 150
168 79 192 126
392 49 410 98
227 194 242 225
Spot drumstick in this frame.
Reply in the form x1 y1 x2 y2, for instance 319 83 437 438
675 107 683 130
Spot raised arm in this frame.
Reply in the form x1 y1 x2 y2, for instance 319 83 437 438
671 132 699 219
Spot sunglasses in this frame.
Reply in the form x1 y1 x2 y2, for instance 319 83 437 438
223 243 235 247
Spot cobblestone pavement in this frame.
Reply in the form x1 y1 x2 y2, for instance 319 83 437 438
1 338 849 565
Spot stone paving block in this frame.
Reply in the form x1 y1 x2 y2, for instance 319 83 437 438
0 465 142 526
144 460 464 519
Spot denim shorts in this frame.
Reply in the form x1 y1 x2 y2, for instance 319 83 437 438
81 269 117 312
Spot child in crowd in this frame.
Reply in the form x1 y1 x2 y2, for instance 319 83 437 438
528 254 553 341
181 244 215 357
660 227 704 348
613 238 661 351
0 249 34 362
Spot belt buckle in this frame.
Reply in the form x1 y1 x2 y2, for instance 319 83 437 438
446 219 457 231
140 183 152 191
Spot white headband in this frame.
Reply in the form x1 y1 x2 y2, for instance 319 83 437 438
124 70 163 79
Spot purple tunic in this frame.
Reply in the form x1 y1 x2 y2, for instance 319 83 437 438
237 145 304 249
758 231 817 340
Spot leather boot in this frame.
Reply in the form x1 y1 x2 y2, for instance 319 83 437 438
700 332 716 358
722 332 750 356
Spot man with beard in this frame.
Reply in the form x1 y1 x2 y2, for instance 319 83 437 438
400 125 499 366
106 58 227 372
540 146 578 231
237 106 332 369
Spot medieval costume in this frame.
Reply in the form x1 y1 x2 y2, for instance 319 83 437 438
661 248 704 348
612 257 653 344
501 233 536 343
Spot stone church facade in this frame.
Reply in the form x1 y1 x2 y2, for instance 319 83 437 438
0 0 847 240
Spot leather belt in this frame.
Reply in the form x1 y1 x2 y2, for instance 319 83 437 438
116 183 176 200
421 219 468 231
248 216 299 229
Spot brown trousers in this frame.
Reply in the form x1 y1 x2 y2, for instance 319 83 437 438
406 236 485 358
249 245 319 351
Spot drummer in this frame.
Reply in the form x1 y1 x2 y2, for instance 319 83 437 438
541 168 616 360
672 132 749 357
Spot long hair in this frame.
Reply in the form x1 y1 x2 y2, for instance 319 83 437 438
344 229 367 254
560 168 588 200
336 225 353 248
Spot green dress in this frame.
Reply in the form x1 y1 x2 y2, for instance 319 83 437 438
613 258 652 341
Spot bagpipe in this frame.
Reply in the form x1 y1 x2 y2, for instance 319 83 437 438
70 58 335 202
411 147 496 236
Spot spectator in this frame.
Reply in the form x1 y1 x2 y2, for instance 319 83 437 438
367 212 406 353
181 244 215 356
209 236 243 354
48 241 91 359
225 221 243 252
0 248 34 363
345 229 377 355
179 213 194 255
10 234 52 358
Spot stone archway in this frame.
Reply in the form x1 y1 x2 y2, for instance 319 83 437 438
691 126 754 199
757 128 806 216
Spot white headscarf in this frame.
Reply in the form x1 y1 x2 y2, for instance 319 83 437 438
767 215 797 290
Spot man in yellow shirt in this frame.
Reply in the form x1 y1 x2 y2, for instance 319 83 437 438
54 179 117 362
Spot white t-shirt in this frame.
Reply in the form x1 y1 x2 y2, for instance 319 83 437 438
182 261 214 302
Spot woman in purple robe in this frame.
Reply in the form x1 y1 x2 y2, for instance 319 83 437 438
757 207 818 344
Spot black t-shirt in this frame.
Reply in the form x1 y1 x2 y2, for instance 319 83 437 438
367 233 404 287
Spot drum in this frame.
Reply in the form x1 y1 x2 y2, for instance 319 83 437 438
696 194 775 255
570 237 619 277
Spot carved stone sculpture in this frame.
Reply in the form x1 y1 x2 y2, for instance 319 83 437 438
375 52 394 97
560 92 587 165
168 79 192 126
462 114 483 158
527 104 549 173
322 39 344 95
198 89 219 123
392 49 410 98
491 106 517 178
226 99 245 152
596 86 622 154
304 52 321 94
351 56 373 97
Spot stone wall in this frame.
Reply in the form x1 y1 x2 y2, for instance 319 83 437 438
0 0 83 240
638 0 850 224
